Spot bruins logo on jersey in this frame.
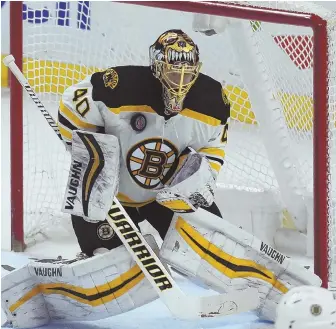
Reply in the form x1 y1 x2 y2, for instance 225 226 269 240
127 138 178 189
103 68 119 89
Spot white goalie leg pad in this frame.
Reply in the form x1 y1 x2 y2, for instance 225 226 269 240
62 130 120 222
2 237 159 328
160 209 321 321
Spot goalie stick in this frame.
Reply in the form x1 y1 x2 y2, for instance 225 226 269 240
3 54 259 320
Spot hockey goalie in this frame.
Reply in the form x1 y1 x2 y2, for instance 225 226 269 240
1 29 321 328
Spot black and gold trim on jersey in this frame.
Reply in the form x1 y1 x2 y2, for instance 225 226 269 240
91 67 230 125
198 147 225 173
107 105 223 129
58 100 104 143
220 122 229 144
9 265 144 313
180 109 222 126
107 105 223 128
175 217 289 294
108 105 156 115
77 132 105 217
58 112 78 143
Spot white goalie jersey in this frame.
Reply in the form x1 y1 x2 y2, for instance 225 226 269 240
58 65 230 208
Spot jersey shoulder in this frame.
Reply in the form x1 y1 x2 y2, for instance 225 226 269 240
184 73 230 124
90 66 160 107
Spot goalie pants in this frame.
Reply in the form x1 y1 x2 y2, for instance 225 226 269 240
71 201 222 257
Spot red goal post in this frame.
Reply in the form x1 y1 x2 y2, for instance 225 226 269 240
6 1 334 289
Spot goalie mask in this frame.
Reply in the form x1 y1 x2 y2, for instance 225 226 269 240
149 29 201 115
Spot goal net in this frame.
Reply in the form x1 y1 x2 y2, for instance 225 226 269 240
6 1 336 288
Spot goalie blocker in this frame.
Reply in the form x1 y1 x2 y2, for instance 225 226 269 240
62 130 120 222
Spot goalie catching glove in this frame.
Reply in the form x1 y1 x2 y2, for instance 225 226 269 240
62 130 120 222
156 147 216 213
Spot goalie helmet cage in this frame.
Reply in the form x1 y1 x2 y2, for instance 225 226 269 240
7 1 335 288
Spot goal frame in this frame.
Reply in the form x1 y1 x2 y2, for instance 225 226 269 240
8 1 330 287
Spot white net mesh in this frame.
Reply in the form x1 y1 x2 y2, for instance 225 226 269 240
20 2 335 282
238 0 336 289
